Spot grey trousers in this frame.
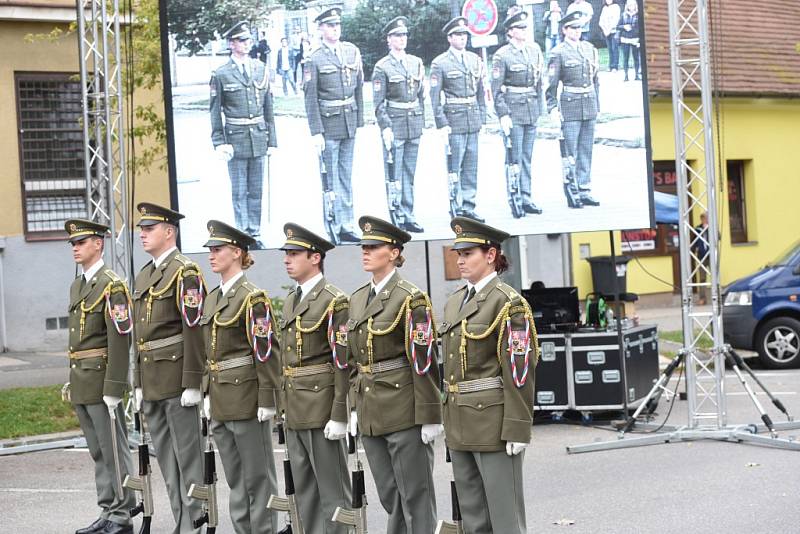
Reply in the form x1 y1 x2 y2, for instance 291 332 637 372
212 417 279 534
322 136 356 234
449 449 527 534
383 137 421 222
509 124 537 203
74 403 136 526
286 428 352 534
562 119 596 192
142 396 204 534
448 131 479 213
227 155 265 237
361 426 436 534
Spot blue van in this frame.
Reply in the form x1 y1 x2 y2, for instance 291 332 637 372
723 239 800 369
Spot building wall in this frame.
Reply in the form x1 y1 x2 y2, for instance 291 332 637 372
571 98 800 299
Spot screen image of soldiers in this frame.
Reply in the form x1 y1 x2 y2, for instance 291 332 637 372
546 11 601 207
210 21 277 250
131 203 206 534
304 7 364 244
430 17 487 223
492 10 546 215
64 219 136 534
372 16 426 233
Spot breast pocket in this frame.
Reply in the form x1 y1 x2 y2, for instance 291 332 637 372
148 286 176 323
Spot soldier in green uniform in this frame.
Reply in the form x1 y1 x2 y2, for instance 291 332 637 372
430 17 487 222
198 221 280 534
278 223 352 533
347 216 442 534
492 10 546 215
131 203 205 534
210 21 277 249
439 217 539 534
304 8 364 243
64 219 135 534
546 11 601 206
372 16 425 233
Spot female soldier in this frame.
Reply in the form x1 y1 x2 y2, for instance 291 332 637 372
440 216 538 534
347 216 442 533
199 220 280 534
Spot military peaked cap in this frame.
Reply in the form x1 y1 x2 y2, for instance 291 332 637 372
315 7 342 24
136 202 184 227
450 216 510 250
442 17 469 36
503 10 529 30
560 11 584 28
223 21 251 40
65 218 109 244
383 16 409 36
204 220 255 250
280 223 335 253
359 216 411 247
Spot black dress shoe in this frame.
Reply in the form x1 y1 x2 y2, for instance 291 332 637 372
523 203 543 214
76 518 108 534
100 521 133 534
580 194 600 206
339 230 360 243
403 221 424 233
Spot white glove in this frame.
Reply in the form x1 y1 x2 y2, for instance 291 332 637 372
499 115 513 136
311 134 325 155
506 441 528 456
267 146 277 156
134 387 143 411
203 396 211 420
181 388 202 407
549 108 561 124
103 395 122 415
324 419 348 440
257 406 276 423
440 125 452 137
215 144 234 161
381 128 394 150
348 410 358 436
420 423 444 445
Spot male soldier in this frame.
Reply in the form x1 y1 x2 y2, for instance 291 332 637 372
131 203 205 534
372 16 426 233
546 11 601 206
279 223 352 533
430 17 487 222
64 219 135 534
210 21 277 249
304 7 364 243
492 10 546 215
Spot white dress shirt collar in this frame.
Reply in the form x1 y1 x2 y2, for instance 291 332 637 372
467 271 497 295
152 246 177 269
83 258 105 282
371 269 397 296
297 272 324 302
220 271 244 296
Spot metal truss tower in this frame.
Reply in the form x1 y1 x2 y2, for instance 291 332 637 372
77 0 131 282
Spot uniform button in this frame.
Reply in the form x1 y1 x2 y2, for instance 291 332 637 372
70 328 74 332
450 395 455 402
235 378 239 384
249 114 253 118
139 339 143 343
71 364 76 368
450 375 454 381
395 383 400 388
287 346 292 351
359 329 363 335
171 355 176 359
449 332 454 337
477 403 483 409
365 386 370 392
69 346 73 350
288 384 292 389
141 318 145 322
288 327 292 333
314 385 319 390
360 349 365 354
449 353 453 360
212 377 216 382
143 357 148 362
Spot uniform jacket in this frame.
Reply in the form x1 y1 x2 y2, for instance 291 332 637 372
67 267 132 405
347 272 442 436
200 275 281 422
279 278 350 430
545 40 600 122
303 41 364 140
440 277 539 452
491 42 545 126
430 49 486 134
372 53 425 140
132 250 206 401
210 57 277 159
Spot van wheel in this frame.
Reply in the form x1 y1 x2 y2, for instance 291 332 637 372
755 317 800 369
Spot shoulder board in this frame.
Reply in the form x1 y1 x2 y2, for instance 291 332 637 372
495 282 521 302
323 283 345 298
242 281 262 294
395 279 420 296
173 253 192 266
374 56 390 69
103 268 121 282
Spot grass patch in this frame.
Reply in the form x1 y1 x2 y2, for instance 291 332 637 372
660 330 714 351
0 385 80 440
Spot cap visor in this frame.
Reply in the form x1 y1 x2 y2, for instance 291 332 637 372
204 238 232 248
280 243 308 251
451 241 482 250
136 219 160 227
360 238 391 246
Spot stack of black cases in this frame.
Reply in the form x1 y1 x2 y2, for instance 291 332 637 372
534 325 659 413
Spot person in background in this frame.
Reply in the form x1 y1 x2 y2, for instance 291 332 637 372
692 211 710 305
250 29 271 65
289 26 302 83
276 37 297 96
599 0 621 71
543 1 563 55
618 0 641 81
565 0 594 41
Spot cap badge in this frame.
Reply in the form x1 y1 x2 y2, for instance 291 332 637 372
139 206 146 214
287 229 294 238
454 224 463 234
69 223 77 232
364 222 372 232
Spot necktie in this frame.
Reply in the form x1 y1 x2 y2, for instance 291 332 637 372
294 286 303 308
366 287 376 305
79 276 87 292
241 62 249 81
461 287 476 310
460 53 466 67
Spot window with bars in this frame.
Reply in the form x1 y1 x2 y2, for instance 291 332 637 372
15 72 87 240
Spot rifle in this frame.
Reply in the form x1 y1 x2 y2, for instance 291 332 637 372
319 155 339 245
332 418 368 533
556 110 583 209
108 406 126 499
434 447 464 534
384 146 403 227
503 134 524 219
444 139 462 219
188 410 218 533
266 151 272 223
123 412 154 534
267 422 304 534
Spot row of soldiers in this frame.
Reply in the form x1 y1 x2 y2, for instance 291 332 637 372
211 8 600 247
64 202 539 534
